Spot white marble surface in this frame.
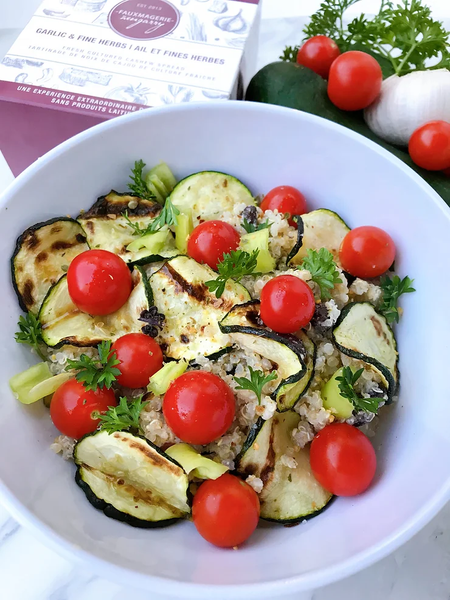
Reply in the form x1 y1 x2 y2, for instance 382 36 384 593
1 0 450 598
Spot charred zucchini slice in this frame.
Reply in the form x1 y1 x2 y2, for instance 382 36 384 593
219 301 315 411
39 268 150 347
75 430 190 527
170 172 255 226
290 209 350 266
77 191 177 264
149 256 250 361
237 412 333 523
333 302 398 399
11 217 89 313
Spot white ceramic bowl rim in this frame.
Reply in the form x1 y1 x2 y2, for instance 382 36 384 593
1 101 450 598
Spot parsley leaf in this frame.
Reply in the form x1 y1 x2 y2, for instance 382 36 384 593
15 312 46 360
65 341 121 391
336 366 381 414
206 250 261 298
234 367 278 404
379 275 415 324
242 218 270 234
128 159 155 200
303 0 361 50
123 196 179 237
300 248 342 300
98 395 148 434
280 45 300 62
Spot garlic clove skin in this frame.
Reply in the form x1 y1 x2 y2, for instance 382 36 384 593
364 69 450 147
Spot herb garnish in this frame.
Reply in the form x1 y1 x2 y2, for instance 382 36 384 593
98 395 148 434
15 312 46 360
234 367 278 404
242 219 271 234
205 250 261 298
241 205 270 234
379 275 415 323
300 248 342 300
65 341 121 391
128 159 155 200
124 196 179 236
336 366 381 413
139 307 166 338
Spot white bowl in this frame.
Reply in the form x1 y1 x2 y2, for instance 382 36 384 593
0 101 449 599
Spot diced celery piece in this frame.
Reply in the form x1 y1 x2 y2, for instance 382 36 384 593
10 362 52 404
149 163 177 193
240 228 276 273
148 360 188 396
126 229 170 254
321 367 354 419
166 443 228 480
174 212 193 254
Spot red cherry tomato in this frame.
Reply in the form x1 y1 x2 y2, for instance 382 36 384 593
50 379 117 439
260 186 307 227
409 121 450 171
297 35 341 79
339 226 395 279
310 423 377 496
193 474 260 547
67 249 132 316
260 275 315 334
110 333 163 389
327 51 382 111
163 371 235 445
187 220 240 270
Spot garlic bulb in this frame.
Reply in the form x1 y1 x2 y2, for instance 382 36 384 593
364 69 450 146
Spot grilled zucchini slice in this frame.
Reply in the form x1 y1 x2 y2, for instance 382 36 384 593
237 412 333 523
333 302 398 400
39 268 150 347
75 431 190 527
149 256 250 361
289 209 350 266
170 172 255 226
11 218 89 313
219 301 315 411
78 191 177 264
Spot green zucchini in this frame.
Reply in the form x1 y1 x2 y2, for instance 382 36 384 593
39 267 151 347
321 367 354 419
237 412 333 523
290 209 350 266
170 172 255 226
78 191 177 264
332 302 398 400
11 217 89 313
149 256 250 361
219 301 315 411
286 215 304 265
75 430 190 528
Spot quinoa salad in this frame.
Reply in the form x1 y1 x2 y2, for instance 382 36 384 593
10 161 414 545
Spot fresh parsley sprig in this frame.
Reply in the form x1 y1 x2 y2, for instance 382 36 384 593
128 159 155 200
336 366 381 414
242 219 270 234
98 395 148 434
206 250 261 299
65 341 121 391
234 367 278 404
300 248 342 300
15 312 46 360
123 197 179 237
379 275 415 324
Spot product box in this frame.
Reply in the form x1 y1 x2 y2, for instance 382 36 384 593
0 0 260 175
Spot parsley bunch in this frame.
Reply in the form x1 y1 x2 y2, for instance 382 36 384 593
336 366 382 413
300 248 342 300
283 0 450 76
234 368 278 404
379 275 415 323
98 395 148 434
128 159 155 200
206 250 261 298
65 341 121 391
15 312 46 360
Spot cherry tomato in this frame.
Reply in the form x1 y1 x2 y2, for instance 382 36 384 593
260 275 315 334
327 51 382 111
50 379 117 439
193 474 260 547
310 423 377 496
67 249 132 316
187 220 240 270
111 333 163 389
339 226 395 279
163 371 235 445
297 35 341 79
260 186 307 227
409 121 450 171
